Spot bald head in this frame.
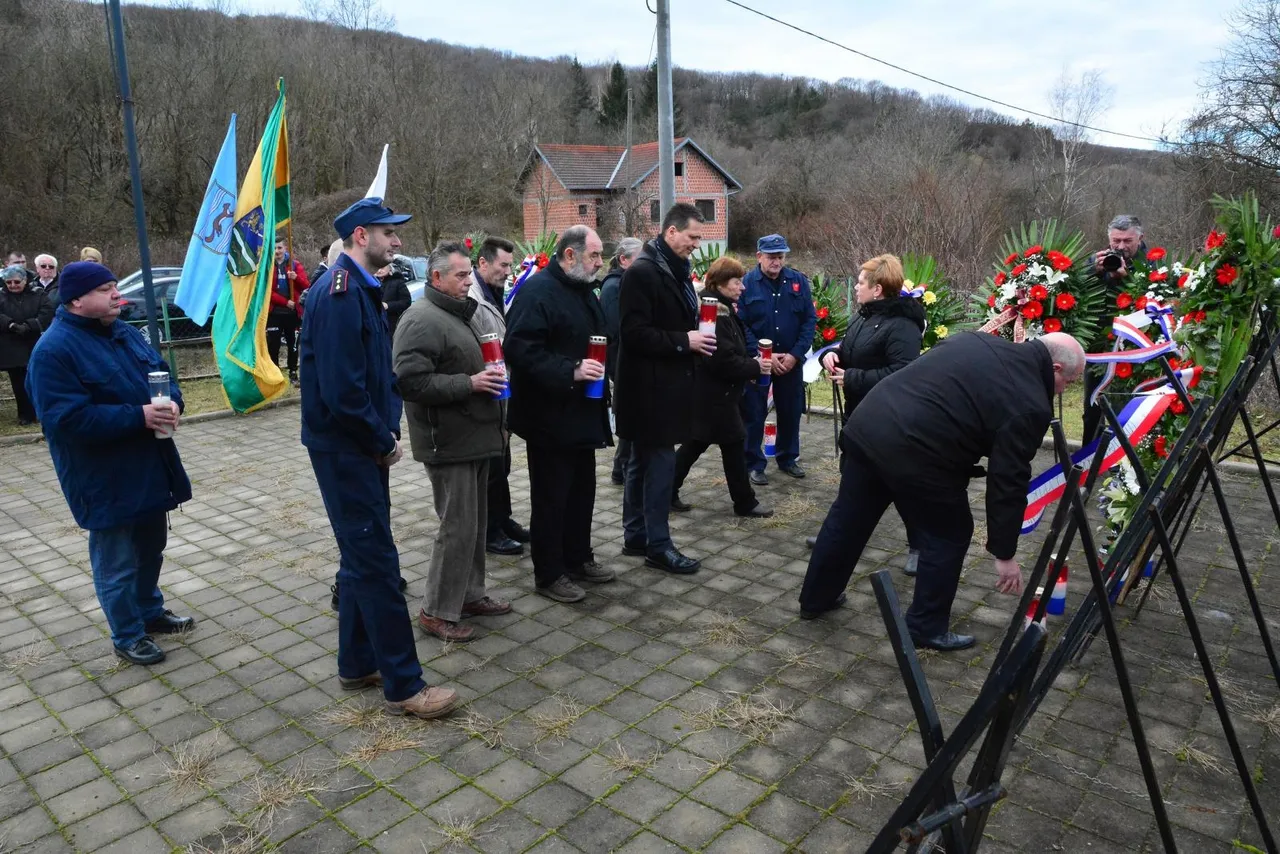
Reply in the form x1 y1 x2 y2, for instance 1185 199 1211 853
1039 332 1086 394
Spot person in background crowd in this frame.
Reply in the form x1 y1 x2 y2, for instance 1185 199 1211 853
32 254 58 297
599 236 643 485
377 260 412 337
739 233 817 485
670 256 773 518
807 254 925 575
0 265 53 425
6 252 35 286
300 197 457 719
466 236 530 556
79 247 103 264
311 243 331 284
505 225 615 603
799 331 1086 652
26 262 194 665
394 240 512 642
267 238 309 385
615 203 713 575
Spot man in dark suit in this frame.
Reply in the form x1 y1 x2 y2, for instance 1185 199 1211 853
615 203 715 574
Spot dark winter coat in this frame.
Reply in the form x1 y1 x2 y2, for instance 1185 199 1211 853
835 296 925 415
738 264 818 360
504 257 610 450
382 273 412 336
0 287 55 369
614 239 698 446
846 332 1055 561
598 266 623 378
690 293 761 445
26 308 191 530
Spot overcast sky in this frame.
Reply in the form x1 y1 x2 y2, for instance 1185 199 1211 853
134 0 1236 150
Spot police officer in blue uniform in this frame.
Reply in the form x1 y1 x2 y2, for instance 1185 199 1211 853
300 197 458 720
738 233 818 484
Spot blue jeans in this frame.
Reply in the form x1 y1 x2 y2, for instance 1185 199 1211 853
623 443 676 554
310 450 426 704
741 368 805 472
87 513 168 648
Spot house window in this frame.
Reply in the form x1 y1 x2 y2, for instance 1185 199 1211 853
695 199 716 222
578 204 588 216
674 161 684 177
650 200 661 223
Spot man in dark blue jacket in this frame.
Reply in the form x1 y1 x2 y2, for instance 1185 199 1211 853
26 261 194 666
738 234 817 484
299 197 457 720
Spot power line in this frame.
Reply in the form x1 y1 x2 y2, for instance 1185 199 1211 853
720 0 1167 145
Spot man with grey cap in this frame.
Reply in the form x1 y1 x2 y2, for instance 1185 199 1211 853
300 197 458 720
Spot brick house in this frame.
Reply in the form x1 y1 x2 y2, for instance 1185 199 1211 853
519 138 742 252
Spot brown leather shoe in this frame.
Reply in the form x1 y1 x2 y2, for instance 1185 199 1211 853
461 596 512 617
417 610 475 642
338 672 383 692
385 685 459 719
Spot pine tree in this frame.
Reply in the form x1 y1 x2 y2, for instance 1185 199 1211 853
598 61 629 129
638 61 686 136
564 57 595 127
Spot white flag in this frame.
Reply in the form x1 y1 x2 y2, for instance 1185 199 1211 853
365 144 389 200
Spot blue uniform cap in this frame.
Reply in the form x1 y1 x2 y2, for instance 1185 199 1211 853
756 234 791 254
334 197 412 239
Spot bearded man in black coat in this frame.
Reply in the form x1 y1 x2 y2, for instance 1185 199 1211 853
614 203 716 574
799 331 1086 651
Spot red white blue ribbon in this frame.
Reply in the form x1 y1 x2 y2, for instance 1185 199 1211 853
504 256 539 308
1085 304 1179 405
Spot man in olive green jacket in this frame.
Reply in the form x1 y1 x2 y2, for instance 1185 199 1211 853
393 241 511 643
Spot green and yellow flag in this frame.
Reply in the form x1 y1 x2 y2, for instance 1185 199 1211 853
212 79 290 413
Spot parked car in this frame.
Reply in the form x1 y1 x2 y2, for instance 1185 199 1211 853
115 267 182 293
117 272 211 342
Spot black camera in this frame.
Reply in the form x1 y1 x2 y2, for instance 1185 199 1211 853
1099 250 1126 274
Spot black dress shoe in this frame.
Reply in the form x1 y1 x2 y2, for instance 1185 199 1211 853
645 548 700 574
671 494 693 512
779 463 807 479
115 637 165 665
804 535 818 549
749 470 769 486
621 540 647 557
503 520 531 543
144 610 195 634
800 592 847 620
734 504 774 518
912 631 976 652
486 536 524 556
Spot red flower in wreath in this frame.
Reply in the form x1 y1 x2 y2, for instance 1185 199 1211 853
994 271 1007 286
1216 264 1238 286
1168 357 1181 370
1274 225 1280 239
1170 398 1187 415
1047 251 1072 271
1004 252 1019 265
1205 230 1226 251
1153 435 1169 458
1020 300 1043 319
1181 312 1194 325
1010 263 1028 277
1136 296 1149 310
464 237 473 251
1043 317 1063 333
1024 244 1043 257
1055 292 1076 311
1196 310 1207 322
1116 293 1133 309
1150 270 1167 283
816 306 829 320
1115 363 1133 379
987 293 997 308
1029 284 1048 300
821 326 838 342
536 252 549 268
1177 273 1189 288
1146 247 1166 262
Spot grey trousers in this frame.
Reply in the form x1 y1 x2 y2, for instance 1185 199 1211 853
423 459 489 622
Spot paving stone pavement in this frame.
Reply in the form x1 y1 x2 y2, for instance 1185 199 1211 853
0 405 1277 853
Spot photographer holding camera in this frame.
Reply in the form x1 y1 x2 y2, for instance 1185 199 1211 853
1083 214 1149 440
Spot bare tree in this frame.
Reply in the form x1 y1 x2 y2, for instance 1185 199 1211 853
1033 68 1114 220
301 0 395 31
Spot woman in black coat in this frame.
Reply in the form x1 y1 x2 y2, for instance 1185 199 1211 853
671 257 773 518
0 265 55 425
377 263 413 336
817 253 926 570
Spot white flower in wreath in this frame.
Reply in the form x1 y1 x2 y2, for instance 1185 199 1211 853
1118 458 1141 495
1000 282 1017 301
1045 269 1068 287
1171 261 1184 275
1027 262 1050 281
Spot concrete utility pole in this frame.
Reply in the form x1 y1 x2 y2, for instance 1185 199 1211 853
656 0 675 217
625 87 634 231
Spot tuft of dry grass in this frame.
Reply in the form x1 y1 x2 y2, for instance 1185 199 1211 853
760 493 818 529
452 710 506 749
530 695 586 746
316 700 385 732
686 692 795 743
779 648 819 670
243 765 327 830
162 734 222 793
185 824 272 854
430 810 493 849
1247 704 1280 739
603 741 662 775
224 622 266 647
1 639 61 673
701 613 749 649
339 726 428 768
842 771 905 803
1170 741 1228 776
462 655 496 674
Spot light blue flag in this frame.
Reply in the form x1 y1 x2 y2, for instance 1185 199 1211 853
174 114 237 326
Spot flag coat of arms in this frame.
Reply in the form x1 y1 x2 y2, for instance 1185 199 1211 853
173 114 237 327
212 80 291 413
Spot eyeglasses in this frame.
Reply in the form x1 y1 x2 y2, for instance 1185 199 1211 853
4 279 24 285
36 263 54 269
